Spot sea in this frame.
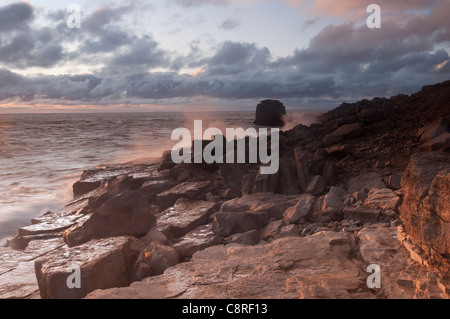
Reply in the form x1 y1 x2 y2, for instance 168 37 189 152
0 111 318 242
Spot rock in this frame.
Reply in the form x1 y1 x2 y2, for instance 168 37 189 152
322 161 335 183
218 163 247 196
347 172 386 194
343 207 381 223
399 152 450 262
139 227 168 246
173 224 223 259
294 147 311 193
18 214 88 237
63 191 157 247
420 132 450 152
275 225 299 239
259 220 284 241
417 117 449 144
241 174 255 195
225 230 260 246
86 232 369 299
253 165 279 193
253 99 286 127
155 181 211 209
72 180 101 198
323 123 363 146
364 188 401 211
35 236 141 299
306 175 327 196
218 188 241 200
277 156 300 195
132 242 179 281
385 173 404 190
220 193 303 219
318 186 350 212
156 199 217 238
212 211 268 237
353 191 368 202
138 179 178 203
283 194 316 224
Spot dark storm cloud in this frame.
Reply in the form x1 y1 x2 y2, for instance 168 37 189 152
0 2 33 32
0 1 449 107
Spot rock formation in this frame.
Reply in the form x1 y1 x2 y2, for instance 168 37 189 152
253 99 286 127
1 81 450 299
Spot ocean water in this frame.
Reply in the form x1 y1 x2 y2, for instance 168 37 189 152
0 111 259 241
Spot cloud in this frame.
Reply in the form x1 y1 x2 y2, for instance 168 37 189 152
0 1 449 109
219 18 240 30
0 2 33 32
170 0 230 8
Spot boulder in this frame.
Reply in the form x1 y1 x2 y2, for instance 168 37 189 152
212 211 268 237
385 173 403 190
364 188 401 211
155 181 211 209
220 192 303 219
343 207 381 223
63 191 156 247
417 117 449 144
225 230 260 246
218 163 247 196
139 227 168 246
323 123 363 146
86 232 368 299
318 186 350 212
72 180 101 198
132 242 179 281
322 161 335 183
283 194 317 224
277 156 301 195
253 165 279 193
34 236 141 299
420 133 450 152
399 152 450 259
306 175 327 196
294 147 311 193
253 99 286 127
173 223 223 258
138 179 178 203
347 172 385 194
156 199 217 238
259 220 284 241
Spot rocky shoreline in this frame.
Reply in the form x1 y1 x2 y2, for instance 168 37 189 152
0 81 449 299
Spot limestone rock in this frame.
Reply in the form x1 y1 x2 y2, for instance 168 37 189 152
347 172 386 194
306 175 327 196
283 194 316 224
35 236 140 299
212 211 268 237
399 152 450 260
220 192 303 219
156 199 217 238
173 223 223 259
63 191 156 247
132 242 179 281
343 207 381 223
155 181 211 209
253 99 286 127
86 232 368 299
364 188 401 211
323 123 363 146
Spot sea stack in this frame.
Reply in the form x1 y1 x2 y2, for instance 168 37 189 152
253 99 286 127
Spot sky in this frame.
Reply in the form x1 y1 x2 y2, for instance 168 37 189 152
0 0 449 112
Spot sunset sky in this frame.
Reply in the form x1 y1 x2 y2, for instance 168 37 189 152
0 0 449 112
